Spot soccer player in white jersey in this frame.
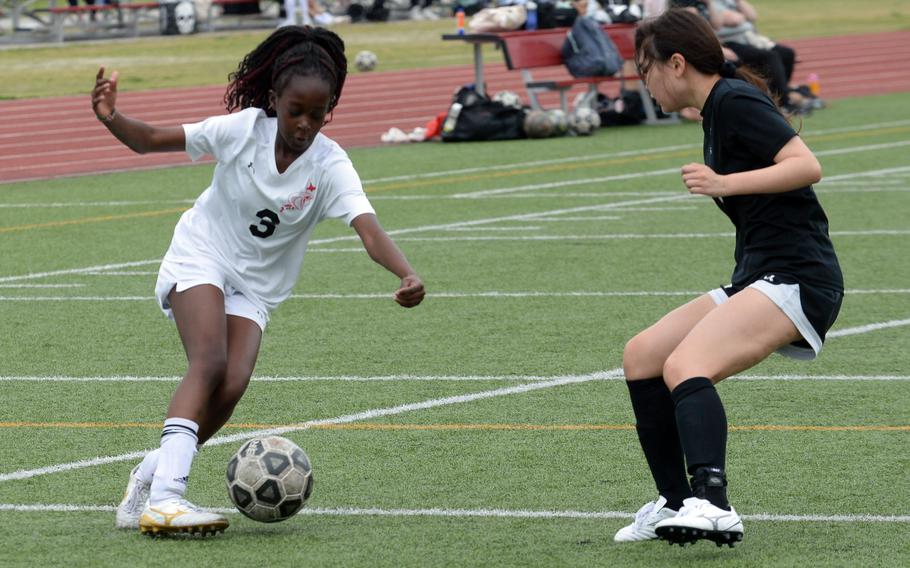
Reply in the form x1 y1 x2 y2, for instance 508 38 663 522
92 26 425 536
614 10 843 547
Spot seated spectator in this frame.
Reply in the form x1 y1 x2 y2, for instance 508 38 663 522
706 0 813 113
280 0 350 26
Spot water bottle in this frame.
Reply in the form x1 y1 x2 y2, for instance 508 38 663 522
806 73 821 97
443 103 463 133
456 7 465 35
526 1 537 31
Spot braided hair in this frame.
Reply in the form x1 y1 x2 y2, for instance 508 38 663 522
224 25 347 117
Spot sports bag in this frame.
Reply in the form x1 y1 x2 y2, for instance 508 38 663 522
561 16 623 78
441 86 525 142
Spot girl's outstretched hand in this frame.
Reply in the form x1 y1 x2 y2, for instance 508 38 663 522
681 163 728 197
395 274 425 308
92 67 118 121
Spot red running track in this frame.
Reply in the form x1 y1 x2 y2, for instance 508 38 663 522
2 30 908 184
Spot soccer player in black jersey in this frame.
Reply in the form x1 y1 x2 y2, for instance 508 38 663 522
612 9 844 547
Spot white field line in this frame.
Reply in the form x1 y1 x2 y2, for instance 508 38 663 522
0 194 695 283
444 140 910 199
363 144 698 184
3 288 910 302
814 139 910 157
820 165 910 182
0 284 83 289
532 216 622 221
445 226 543 232
0 370 622 483
818 186 910 194
828 318 910 338
0 159 904 284
822 179 908 186
737 375 910 381
0 503 907 524
1 373 908 383
386 229 910 242
359 119 910 185
0 200 194 208
0 260 160 284
452 168 681 198
82 271 159 276
370 191 680 200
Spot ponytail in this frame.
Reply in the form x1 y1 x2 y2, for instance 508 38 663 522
636 9 772 99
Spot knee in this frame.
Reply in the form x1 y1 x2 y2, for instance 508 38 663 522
218 371 252 408
188 351 229 386
623 333 659 380
662 351 707 390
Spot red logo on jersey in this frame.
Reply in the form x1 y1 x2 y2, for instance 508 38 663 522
279 183 317 213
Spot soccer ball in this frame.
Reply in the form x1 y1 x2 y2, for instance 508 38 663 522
226 436 314 523
492 90 523 109
546 109 569 136
354 50 378 72
523 109 555 138
569 106 601 136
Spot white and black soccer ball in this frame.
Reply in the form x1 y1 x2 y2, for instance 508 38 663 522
354 50 378 72
569 106 601 136
547 109 569 136
226 436 314 523
492 90 523 109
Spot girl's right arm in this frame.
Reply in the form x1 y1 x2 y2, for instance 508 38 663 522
92 67 185 154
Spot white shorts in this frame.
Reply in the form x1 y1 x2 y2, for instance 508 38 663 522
155 257 269 332
709 279 822 360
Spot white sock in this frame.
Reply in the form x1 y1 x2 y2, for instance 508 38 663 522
149 418 199 506
135 448 160 486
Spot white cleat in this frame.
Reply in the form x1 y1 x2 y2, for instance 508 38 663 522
654 497 744 547
139 498 229 537
614 496 678 542
115 465 150 530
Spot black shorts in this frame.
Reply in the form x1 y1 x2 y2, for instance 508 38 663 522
711 272 843 360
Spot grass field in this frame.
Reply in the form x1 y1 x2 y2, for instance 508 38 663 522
0 86 909 566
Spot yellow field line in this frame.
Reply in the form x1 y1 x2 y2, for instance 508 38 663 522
0 207 187 234
0 422 906 432
365 126 910 193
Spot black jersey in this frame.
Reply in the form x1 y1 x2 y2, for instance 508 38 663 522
701 78 844 293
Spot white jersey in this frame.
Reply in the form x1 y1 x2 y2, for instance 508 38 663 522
163 107 374 315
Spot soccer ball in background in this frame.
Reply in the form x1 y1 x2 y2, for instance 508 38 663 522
226 436 314 523
546 109 569 136
354 50 378 72
492 90 523 109
569 106 601 136
523 109 555 138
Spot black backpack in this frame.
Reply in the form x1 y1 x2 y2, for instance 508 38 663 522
561 16 623 78
441 87 526 142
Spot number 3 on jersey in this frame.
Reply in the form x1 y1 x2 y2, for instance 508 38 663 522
249 208 280 238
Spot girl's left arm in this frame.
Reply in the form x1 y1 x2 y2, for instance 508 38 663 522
681 136 822 197
351 213 425 308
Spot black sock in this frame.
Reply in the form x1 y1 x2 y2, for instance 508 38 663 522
671 377 730 510
626 377 691 510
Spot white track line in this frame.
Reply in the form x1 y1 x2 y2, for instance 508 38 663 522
0 370 621 483
0 503 907 524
